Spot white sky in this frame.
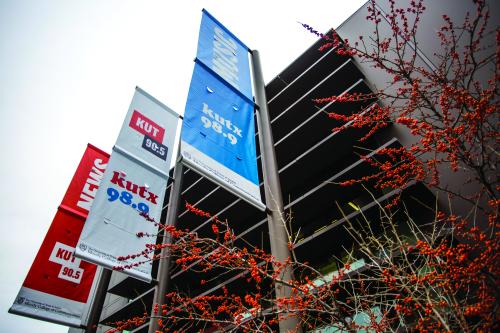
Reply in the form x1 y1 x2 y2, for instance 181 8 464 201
0 1 366 332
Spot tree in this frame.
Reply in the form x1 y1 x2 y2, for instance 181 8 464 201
303 0 498 209
108 201 498 332
107 1 499 332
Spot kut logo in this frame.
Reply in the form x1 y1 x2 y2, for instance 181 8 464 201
129 110 165 142
49 242 84 284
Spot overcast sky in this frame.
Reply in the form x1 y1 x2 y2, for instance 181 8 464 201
0 1 366 332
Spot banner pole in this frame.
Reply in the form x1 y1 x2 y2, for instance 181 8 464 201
84 268 112 333
148 159 184 333
251 50 303 333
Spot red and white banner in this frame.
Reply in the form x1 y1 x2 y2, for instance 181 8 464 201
76 87 180 282
9 144 109 327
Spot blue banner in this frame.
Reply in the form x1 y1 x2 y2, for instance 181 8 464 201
181 10 264 211
182 63 258 185
196 9 253 101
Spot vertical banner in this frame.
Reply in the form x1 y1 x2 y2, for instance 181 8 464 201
180 10 265 211
76 87 180 282
9 144 109 327
196 9 253 101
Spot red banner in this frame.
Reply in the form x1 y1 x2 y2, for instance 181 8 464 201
61 144 109 217
10 144 109 327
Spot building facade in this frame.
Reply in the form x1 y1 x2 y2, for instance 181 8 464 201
70 0 498 332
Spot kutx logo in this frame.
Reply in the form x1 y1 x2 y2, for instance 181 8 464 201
110 171 159 204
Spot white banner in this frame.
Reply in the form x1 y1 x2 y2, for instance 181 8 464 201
10 287 85 327
76 87 179 282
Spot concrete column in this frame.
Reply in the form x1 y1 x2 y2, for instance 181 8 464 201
251 50 303 333
148 162 184 333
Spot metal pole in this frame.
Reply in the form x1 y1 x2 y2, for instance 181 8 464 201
148 161 184 333
85 268 112 333
251 50 303 333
